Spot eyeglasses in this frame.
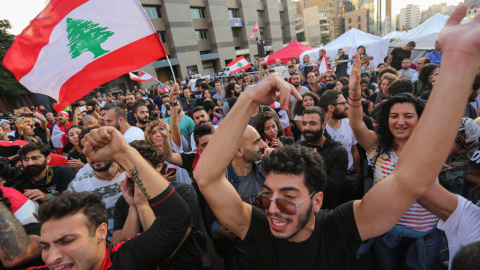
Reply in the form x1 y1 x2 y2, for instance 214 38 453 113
259 191 315 215
332 102 347 106
22 155 42 162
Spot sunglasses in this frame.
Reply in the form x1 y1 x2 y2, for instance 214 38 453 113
258 191 315 215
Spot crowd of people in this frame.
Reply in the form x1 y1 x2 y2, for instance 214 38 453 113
0 5 479 270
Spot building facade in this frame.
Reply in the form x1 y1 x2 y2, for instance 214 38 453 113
344 9 369 32
104 0 296 91
398 4 420 31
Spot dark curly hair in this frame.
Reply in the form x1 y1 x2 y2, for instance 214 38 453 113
253 111 284 139
129 140 166 169
388 78 414 96
263 145 326 193
36 192 107 236
18 142 51 158
375 93 425 160
293 92 320 117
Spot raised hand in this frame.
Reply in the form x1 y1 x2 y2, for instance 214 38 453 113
243 73 302 111
81 126 129 162
439 5 480 60
157 119 170 138
348 50 362 99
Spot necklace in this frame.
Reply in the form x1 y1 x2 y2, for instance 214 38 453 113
93 165 120 181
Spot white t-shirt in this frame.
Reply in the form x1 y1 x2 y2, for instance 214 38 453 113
123 126 144 144
68 170 125 236
326 118 358 171
188 79 197 92
437 195 480 270
273 66 289 79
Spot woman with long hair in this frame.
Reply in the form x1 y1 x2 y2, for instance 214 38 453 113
253 111 294 148
414 63 439 97
66 125 87 173
348 55 442 269
357 45 370 71
336 77 350 91
145 120 190 184
368 73 398 113
292 92 321 133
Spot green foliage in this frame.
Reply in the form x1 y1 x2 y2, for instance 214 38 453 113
321 34 330 45
0 19 27 94
66 18 114 59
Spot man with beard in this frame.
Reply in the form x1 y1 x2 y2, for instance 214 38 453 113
11 143 75 203
297 106 348 209
160 94 171 119
67 127 125 237
320 90 361 203
51 111 73 155
304 72 323 95
190 106 217 151
44 111 56 131
289 73 310 118
206 125 266 269
124 93 137 126
105 107 144 144
464 73 480 119
133 102 150 131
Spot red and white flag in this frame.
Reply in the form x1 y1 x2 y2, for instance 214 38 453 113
227 56 251 74
249 21 258 40
129 71 158 82
3 0 166 112
35 107 43 116
319 54 329 74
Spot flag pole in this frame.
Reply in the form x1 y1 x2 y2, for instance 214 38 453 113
165 55 177 81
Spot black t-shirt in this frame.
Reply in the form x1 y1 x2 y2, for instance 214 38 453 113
113 182 202 269
240 202 362 269
67 149 87 164
390 48 411 70
12 166 75 197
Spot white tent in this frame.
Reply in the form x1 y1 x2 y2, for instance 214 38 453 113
382 31 405 42
389 13 469 62
299 28 390 70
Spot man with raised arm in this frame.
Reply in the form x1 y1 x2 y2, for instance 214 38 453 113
27 126 191 270
193 6 480 269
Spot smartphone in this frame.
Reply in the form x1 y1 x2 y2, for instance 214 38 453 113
166 167 177 175
78 105 87 113
262 64 268 70
14 109 23 115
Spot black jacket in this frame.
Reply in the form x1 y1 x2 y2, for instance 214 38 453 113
298 132 348 209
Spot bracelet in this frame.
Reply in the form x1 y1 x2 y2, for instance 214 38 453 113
48 193 54 200
162 137 170 144
348 95 362 101
347 99 362 108
169 102 177 106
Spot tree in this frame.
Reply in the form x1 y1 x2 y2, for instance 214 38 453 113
66 18 114 59
321 34 330 45
0 20 28 94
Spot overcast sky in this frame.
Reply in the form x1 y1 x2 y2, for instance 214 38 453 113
0 0 466 35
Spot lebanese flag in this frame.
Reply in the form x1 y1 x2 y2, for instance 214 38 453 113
3 0 166 112
319 54 330 74
249 21 258 40
227 56 251 74
129 71 157 82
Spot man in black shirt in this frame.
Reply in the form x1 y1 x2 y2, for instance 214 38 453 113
28 127 191 270
387 41 416 70
297 106 348 209
193 9 478 268
10 143 75 203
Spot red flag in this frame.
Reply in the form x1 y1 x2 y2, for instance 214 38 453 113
249 21 258 40
3 0 166 112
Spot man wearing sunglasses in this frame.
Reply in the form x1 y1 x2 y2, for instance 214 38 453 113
3 143 75 203
193 8 478 267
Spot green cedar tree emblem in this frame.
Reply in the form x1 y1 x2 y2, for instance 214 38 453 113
237 62 243 67
66 18 114 59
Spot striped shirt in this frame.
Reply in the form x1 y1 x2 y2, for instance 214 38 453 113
369 149 438 232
